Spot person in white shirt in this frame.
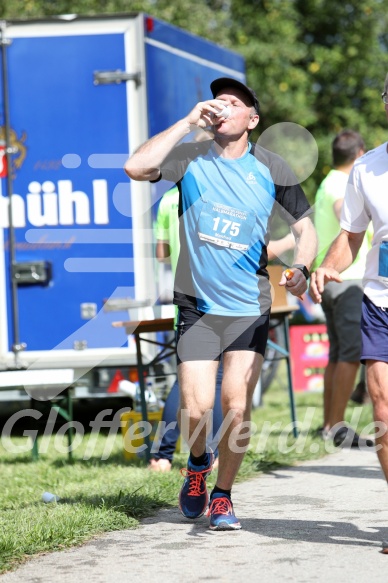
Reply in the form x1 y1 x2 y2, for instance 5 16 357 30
309 74 388 502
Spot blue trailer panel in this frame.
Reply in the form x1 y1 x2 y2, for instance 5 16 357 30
3 32 132 351
0 14 246 378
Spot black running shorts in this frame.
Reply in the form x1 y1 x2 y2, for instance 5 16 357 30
176 305 270 363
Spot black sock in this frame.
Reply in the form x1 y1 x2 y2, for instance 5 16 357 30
189 451 209 467
211 486 231 499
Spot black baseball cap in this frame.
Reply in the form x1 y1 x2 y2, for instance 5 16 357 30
210 77 260 115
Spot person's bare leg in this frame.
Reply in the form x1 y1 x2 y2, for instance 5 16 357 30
215 350 263 490
178 360 219 457
367 360 388 482
323 361 336 429
328 361 359 428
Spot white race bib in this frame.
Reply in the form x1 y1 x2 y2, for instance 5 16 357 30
197 199 255 251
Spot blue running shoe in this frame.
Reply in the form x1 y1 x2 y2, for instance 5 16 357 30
207 493 241 530
179 451 214 519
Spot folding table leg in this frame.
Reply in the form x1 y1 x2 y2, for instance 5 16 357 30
283 317 298 437
52 388 74 462
266 317 299 437
134 334 152 463
30 388 75 462
30 398 39 461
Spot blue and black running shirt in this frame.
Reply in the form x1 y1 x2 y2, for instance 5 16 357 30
157 140 311 317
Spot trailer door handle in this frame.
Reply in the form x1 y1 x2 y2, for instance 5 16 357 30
93 70 141 86
12 261 52 285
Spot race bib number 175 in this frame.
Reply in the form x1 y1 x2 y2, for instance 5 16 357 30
198 200 255 251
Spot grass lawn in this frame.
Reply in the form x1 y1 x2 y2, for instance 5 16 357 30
0 379 374 574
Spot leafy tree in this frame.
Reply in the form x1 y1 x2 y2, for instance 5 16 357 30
229 1 315 129
1 0 388 200
228 0 388 199
0 0 231 43
295 0 388 195
228 0 318 200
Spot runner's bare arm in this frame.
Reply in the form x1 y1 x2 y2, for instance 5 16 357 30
124 100 228 181
278 216 317 297
156 240 171 263
309 229 365 303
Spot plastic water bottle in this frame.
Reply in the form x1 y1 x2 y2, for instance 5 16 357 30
128 379 162 412
145 380 160 411
117 379 137 398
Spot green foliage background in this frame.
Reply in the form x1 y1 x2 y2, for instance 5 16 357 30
1 0 388 200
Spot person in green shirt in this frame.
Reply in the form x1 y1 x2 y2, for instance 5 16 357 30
155 186 180 275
